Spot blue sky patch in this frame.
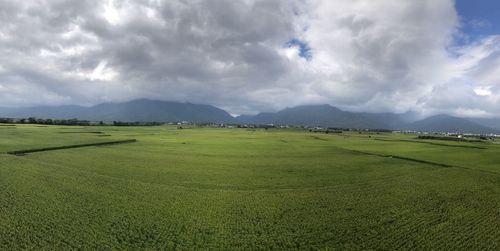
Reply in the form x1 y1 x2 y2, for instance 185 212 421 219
456 0 500 41
286 38 312 60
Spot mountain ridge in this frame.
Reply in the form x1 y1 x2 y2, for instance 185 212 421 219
1 99 499 134
236 104 389 129
402 115 499 134
0 99 234 123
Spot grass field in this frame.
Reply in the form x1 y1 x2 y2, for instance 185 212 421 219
1 124 499 249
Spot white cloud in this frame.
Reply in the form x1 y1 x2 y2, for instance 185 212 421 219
103 0 121 25
285 0 459 113
469 19 490 28
0 0 499 117
453 108 491 118
87 61 118 81
474 86 492 96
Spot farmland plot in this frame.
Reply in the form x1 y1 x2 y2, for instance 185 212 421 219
0 125 499 249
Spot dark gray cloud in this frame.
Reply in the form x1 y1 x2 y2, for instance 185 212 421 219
0 0 500 116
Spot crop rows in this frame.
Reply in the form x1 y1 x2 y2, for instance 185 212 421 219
0 125 499 249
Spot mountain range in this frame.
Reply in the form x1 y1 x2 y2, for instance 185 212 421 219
0 99 233 123
401 115 498 135
236 105 390 129
0 99 499 134
236 105 499 134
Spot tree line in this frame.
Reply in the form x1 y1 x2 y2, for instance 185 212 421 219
0 117 163 126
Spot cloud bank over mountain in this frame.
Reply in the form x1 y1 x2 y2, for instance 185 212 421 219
0 0 499 117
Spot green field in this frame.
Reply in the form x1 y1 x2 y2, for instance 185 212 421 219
1 124 499 249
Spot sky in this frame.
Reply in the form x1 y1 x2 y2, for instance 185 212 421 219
0 0 499 117
456 0 500 41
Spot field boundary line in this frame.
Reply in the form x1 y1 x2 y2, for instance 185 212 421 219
311 135 329 141
6 139 137 156
374 138 488 149
58 131 104 134
334 146 500 177
347 149 453 167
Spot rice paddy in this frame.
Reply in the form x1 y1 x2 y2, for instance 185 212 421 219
1 124 499 249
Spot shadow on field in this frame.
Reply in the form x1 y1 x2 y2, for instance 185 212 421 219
311 135 328 141
333 145 500 177
346 148 453 168
7 139 137 156
58 131 105 134
374 138 487 150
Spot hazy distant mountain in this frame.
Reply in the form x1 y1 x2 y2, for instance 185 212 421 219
2 100 499 134
0 105 87 120
237 106 500 133
83 99 234 123
0 99 234 123
470 118 500 130
403 115 498 134
360 111 419 129
236 104 388 129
